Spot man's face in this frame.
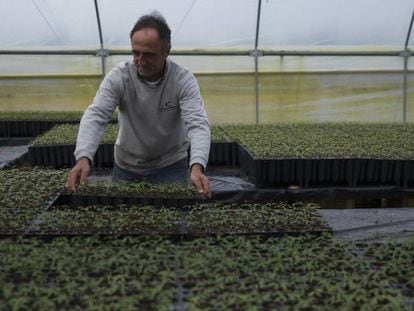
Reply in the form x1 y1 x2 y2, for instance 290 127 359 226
131 28 169 82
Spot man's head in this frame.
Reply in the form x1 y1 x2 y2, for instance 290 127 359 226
130 12 171 82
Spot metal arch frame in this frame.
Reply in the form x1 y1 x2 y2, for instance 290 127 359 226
402 8 414 123
0 1 413 123
254 0 262 124
94 0 106 78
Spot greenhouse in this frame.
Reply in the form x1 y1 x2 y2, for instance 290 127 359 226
1 0 414 309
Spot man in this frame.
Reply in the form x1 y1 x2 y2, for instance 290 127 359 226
65 12 211 197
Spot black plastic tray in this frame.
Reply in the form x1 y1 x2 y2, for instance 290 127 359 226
209 142 239 166
0 119 117 138
24 138 414 188
28 143 114 168
17 198 332 237
28 142 237 169
53 186 414 209
0 120 79 138
238 145 414 187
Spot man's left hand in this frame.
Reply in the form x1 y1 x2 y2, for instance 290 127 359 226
190 163 211 198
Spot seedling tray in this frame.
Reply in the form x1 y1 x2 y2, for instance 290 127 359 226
209 142 239 166
53 186 414 209
28 143 114 168
54 193 204 209
28 142 237 169
0 137 33 146
20 207 331 238
0 119 117 138
238 145 414 187
26 138 414 188
0 190 330 238
0 120 79 138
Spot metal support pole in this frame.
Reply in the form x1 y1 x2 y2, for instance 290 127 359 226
94 0 106 78
254 0 262 124
0 49 404 57
403 52 409 123
402 9 414 123
254 55 259 124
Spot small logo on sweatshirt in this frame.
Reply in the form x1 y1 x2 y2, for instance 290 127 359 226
160 98 177 110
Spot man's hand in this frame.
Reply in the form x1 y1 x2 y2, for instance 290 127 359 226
64 157 90 192
190 163 211 198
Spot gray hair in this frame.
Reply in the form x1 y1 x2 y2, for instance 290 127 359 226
130 11 171 51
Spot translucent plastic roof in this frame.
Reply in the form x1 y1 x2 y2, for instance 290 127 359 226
259 0 414 49
0 0 413 50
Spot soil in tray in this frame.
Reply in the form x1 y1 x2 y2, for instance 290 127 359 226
178 235 412 310
0 208 43 235
186 209 331 235
69 181 200 199
28 205 182 235
26 201 331 236
54 181 205 209
56 194 201 210
184 202 331 235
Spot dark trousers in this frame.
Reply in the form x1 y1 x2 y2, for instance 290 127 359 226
112 157 188 184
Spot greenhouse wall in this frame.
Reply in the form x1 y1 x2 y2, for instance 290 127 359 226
0 58 412 123
0 0 413 123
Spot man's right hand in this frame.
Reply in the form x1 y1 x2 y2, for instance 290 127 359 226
64 157 91 192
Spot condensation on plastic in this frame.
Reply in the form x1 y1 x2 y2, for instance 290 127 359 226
209 175 256 192
0 0 412 50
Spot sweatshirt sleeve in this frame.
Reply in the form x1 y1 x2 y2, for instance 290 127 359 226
74 69 121 163
179 71 211 171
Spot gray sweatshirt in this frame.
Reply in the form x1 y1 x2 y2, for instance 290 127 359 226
74 58 211 173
